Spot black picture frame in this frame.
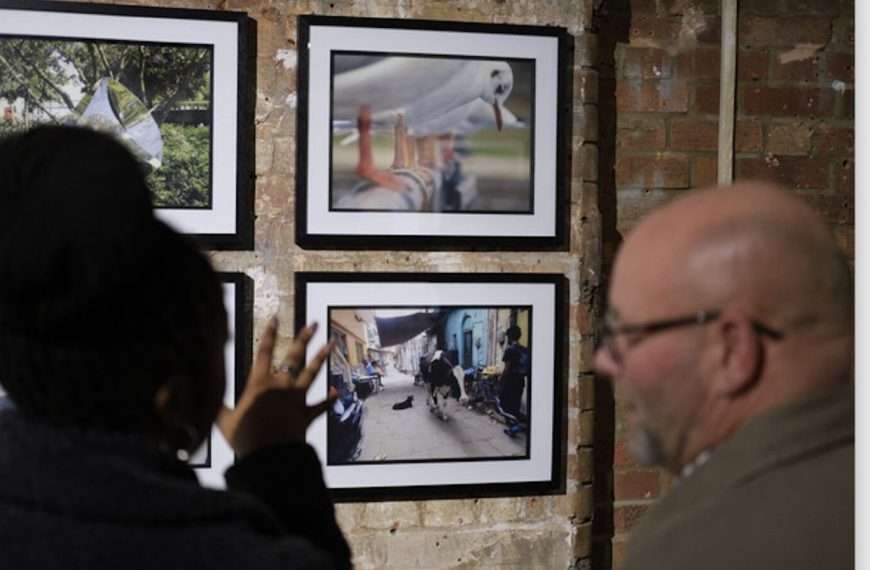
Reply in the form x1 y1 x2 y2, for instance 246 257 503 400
191 272 253 488
0 0 256 250
295 272 567 502
296 15 573 251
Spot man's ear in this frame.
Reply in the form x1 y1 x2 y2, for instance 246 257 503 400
711 311 762 397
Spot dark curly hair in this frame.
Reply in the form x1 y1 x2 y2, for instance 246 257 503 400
0 126 226 432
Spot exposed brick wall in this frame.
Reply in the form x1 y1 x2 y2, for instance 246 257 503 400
78 0 601 568
596 0 854 567
603 0 854 242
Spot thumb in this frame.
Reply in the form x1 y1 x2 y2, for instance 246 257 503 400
307 387 339 421
216 404 234 439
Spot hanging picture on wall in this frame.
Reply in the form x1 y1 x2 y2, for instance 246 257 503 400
296 15 572 250
296 272 567 502
191 272 253 489
0 0 255 249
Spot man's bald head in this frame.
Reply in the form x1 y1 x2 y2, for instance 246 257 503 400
619 182 852 334
598 181 853 470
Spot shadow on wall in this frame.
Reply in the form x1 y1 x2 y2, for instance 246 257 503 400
591 0 631 567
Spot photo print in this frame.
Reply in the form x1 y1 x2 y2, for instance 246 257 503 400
296 16 571 250
297 272 566 501
326 305 532 465
0 2 254 248
192 272 252 489
0 35 214 209
329 54 534 214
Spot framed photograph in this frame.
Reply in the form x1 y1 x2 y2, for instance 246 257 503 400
193 272 253 489
296 15 572 250
296 272 567 502
0 0 255 249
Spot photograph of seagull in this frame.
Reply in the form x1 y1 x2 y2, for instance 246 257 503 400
329 53 533 214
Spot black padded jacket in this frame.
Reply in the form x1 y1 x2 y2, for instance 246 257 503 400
0 410 352 570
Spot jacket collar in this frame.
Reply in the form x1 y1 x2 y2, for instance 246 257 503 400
656 382 853 514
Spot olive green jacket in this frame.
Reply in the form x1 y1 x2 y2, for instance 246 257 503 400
623 383 854 570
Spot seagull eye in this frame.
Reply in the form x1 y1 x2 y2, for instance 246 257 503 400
490 69 500 78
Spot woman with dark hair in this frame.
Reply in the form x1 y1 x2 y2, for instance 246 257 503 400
0 126 351 569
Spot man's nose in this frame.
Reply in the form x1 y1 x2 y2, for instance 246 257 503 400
593 344 618 379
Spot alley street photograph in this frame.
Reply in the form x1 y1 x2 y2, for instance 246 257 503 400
327 305 532 465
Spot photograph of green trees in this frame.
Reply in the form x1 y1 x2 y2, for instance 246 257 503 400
0 37 213 209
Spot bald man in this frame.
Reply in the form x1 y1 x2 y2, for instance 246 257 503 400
595 182 853 570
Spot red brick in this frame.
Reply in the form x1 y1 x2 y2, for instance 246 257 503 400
832 225 854 263
670 118 718 151
629 16 681 44
767 123 813 155
784 0 842 14
740 17 833 48
800 192 854 225
692 155 718 188
573 303 594 335
811 125 854 156
695 16 722 44
692 49 722 78
616 79 690 113
836 158 854 195
741 86 834 116
677 48 721 80
694 83 720 114
614 505 650 533
735 120 763 152
614 439 638 469
840 0 855 17
741 3 788 15
825 52 854 82
737 49 769 81
619 46 673 79
664 0 721 15
623 0 656 14
613 540 628 570
771 52 821 82
616 154 690 189
736 156 829 189
830 17 854 50
614 470 661 501
616 189 682 234
839 88 853 119
617 117 667 151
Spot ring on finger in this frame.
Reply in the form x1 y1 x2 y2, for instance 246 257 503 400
278 363 302 376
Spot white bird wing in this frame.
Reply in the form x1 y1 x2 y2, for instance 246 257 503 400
332 58 469 119
333 59 514 131
407 99 477 136
397 60 513 127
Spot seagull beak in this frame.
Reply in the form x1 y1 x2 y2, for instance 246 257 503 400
493 102 503 131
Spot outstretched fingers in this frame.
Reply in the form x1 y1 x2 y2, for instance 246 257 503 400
275 322 318 384
296 340 335 391
251 317 279 384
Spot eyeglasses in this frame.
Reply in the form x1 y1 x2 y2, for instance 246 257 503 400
599 310 785 366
